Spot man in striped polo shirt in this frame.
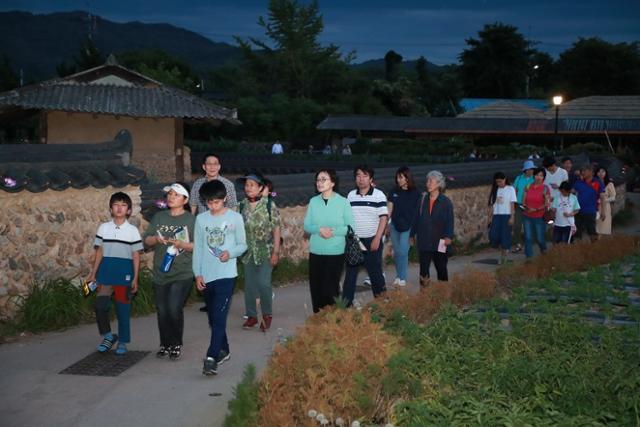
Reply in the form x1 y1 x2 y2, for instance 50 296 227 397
342 165 388 306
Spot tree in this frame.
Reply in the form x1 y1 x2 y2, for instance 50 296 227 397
459 23 534 98
0 54 19 91
557 38 640 98
384 50 403 82
235 0 346 100
118 49 199 93
56 37 104 77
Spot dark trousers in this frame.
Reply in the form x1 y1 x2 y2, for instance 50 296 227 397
203 278 235 359
419 250 448 281
575 212 597 239
309 253 344 313
553 226 572 244
154 279 193 347
342 236 386 306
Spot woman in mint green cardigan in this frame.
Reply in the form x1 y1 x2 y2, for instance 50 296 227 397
303 169 355 313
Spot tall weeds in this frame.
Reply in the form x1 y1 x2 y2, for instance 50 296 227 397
497 235 639 288
258 308 399 426
373 269 497 324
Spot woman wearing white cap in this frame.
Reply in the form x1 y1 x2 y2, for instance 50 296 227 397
143 182 196 361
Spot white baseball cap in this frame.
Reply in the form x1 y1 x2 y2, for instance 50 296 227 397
163 183 189 200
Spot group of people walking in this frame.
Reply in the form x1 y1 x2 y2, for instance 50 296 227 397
86 152 616 376
304 165 454 313
489 156 616 261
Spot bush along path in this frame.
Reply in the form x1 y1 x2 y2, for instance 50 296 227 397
225 237 640 427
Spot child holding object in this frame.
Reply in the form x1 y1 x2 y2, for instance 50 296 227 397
552 181 580 244
87 192 143 355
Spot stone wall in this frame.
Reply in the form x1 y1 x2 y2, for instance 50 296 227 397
0 186 144 319
0 183 628 318
276 183 628 262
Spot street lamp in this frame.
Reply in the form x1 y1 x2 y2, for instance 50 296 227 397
553 95 563 150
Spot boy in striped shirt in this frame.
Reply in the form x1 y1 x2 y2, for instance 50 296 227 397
87 192 143 355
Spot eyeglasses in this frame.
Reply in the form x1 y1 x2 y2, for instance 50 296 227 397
316 178 329 183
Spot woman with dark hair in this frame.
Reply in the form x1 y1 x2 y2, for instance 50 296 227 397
143 182 195 360
522 167 551 258
487 172 517 264
387 166 420 286
303 169 354 313
596 166 616 235
237 172 281 332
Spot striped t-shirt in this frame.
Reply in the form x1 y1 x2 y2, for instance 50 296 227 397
94 220 143 286
347 187 388 238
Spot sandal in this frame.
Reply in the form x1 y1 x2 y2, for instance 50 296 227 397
97 334 118 353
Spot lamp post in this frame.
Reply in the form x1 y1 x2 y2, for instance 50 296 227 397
553 95 563 151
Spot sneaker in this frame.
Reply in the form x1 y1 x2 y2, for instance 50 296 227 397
242 317 259 329
260 315 273 332
393 277 400 286
203 357 217 376
169 345 182 361
363 277 371 286
199 305 208 312
97 333 118 353
156 345 170 358
216 349 231 366
115 343 127 356
398 279 407 287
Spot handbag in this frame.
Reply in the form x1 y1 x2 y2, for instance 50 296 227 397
345 225 364 266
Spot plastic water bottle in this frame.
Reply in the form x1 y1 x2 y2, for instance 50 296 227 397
161 245 178 272
276 327 287 344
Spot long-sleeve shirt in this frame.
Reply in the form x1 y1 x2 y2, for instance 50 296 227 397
411 193 454 252
193 209 247 283
304 193 354 255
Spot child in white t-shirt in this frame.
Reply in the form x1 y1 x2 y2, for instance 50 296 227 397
551 181 580 244
487 172 517 264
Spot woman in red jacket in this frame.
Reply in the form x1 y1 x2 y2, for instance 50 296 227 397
522 167 551 258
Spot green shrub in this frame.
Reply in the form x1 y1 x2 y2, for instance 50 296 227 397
224 364 259 427
14 278 89 333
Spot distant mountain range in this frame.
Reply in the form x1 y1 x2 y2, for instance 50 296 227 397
0 11 447 83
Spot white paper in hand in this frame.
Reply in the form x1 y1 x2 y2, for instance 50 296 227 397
437 239 447 254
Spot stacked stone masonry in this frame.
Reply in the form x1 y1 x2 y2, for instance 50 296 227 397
0 184 627 319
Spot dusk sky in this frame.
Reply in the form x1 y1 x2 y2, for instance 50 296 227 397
3 0 639 65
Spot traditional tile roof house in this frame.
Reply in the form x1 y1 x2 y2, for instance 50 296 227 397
0 55 239 181
317 96 640 141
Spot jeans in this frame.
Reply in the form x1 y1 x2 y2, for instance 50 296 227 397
154 279 192 347
390 225 410 281
309 253 344 313
553 225 572 244
512 208 524 247
342 236 386 307
419 250 448 281
203 278 235 359
523 216 547 258
243 260 273 318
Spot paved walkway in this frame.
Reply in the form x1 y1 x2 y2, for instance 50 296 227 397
1 194 638 427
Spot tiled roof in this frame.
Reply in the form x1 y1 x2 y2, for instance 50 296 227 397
0 130 146 193
458 101 547 119
0 81 238 121
547 96 640 120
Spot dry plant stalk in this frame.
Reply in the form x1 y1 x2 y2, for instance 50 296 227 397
258 308 399 426
497 235 639 288
375 269 497 324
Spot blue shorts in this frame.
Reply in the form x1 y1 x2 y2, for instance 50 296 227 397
489 214 512 250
